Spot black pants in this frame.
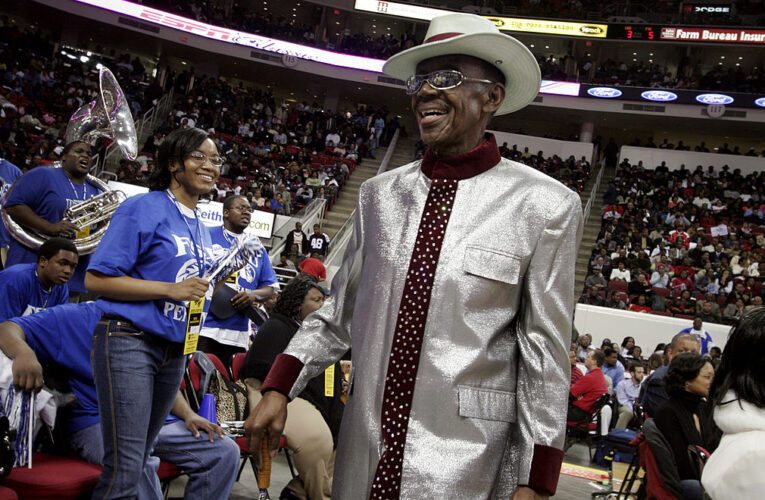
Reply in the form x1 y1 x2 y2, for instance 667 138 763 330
567 402 592 423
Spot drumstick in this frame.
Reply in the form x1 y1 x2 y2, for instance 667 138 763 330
257 437 272 500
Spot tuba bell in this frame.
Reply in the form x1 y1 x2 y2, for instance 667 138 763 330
1 67 137 255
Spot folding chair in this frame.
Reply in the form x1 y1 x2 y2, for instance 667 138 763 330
231 353 297 481
183 351 216 412
565 393 612 462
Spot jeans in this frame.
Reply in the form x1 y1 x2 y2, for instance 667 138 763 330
91 331 185 499
72 421 240 500
153 420 240 500
681 479 704 500
70 424 163 500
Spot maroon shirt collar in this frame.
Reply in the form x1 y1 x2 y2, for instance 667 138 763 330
420 134 501 180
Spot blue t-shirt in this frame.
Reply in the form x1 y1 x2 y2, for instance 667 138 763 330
4 167 102 293
201 226 278 342
0 263 69 322
11 302 103 434
89 191 214 343
0 158 23 248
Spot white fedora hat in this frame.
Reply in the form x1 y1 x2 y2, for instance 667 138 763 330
383 13 541 115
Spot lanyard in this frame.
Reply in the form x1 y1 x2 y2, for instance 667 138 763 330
166 190 205 277
66 175 87 201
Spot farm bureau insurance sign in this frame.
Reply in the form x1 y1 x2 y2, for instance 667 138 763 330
661 27 765 44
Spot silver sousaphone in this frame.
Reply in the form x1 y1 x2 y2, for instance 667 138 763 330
1 67 137 255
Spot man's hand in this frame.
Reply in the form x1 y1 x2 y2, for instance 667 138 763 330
46 220 79 238
511 486 548 500
12 351 43 392
244 391 288 460
230 291 256 311
185 414 224 442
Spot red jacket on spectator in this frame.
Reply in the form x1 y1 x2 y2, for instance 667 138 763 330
570 368 607 413
667 229 691 249
671 276 694 293
628 303 652 313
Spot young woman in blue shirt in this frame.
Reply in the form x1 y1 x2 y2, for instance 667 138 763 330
85 127 221 499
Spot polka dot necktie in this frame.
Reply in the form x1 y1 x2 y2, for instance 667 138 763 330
370 177 459 499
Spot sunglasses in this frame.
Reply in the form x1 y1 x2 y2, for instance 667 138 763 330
405 70 501 95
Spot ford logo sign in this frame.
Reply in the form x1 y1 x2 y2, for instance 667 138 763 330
695 93 734 105
580 26 604 35
587 87 622 98
641 90 678 102
755 97 765 108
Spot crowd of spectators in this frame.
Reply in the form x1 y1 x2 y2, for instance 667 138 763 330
585 58 765 94
115 72 399 216
580 158 765 325
498 142 592 194
143 0 420 59
0 22 400 219
142 0 763 93
0 22 163 171
627 137 764 157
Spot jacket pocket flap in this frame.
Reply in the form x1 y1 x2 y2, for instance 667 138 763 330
458 385 517 422
463 245 521 284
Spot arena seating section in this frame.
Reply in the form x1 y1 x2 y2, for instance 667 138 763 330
580 159 765 324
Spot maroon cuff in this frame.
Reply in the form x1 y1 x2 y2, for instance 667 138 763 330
260 353 304 399
527 443 564 496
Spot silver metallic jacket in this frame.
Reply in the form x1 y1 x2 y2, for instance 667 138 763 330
284 156 583 498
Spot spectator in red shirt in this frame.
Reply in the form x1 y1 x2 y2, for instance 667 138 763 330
628 294 653 313
568 350 608 422
298 253 327 282
569 350 583 386
671 269 695 294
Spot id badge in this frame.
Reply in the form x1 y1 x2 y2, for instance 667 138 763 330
324 364 335 397
75 225 92 239
183 298 206 355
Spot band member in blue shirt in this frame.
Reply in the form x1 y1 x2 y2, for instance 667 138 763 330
199 195 279 367
0 237 77 322
85 128 220 499
3 142 102 294
0 156 23 268
0 302 240 500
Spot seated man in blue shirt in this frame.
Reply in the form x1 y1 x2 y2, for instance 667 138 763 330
0 302 239 500
602 346 625 391
615 362 645 428
0 237 77 321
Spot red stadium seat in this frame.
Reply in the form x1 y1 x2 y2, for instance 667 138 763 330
4 453 101 499
607 280 628 294
230 352 247 381
0 487 17 500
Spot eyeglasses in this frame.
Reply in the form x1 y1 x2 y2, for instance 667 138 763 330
405 70 501 95
229 205 253 213
187 151 225 167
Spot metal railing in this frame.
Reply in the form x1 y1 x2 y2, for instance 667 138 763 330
98 88 175 175
324 209 356 271
377 129 401 176
267 198 327 261
582 163 605 226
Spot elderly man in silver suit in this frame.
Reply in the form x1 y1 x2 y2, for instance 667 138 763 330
246 13 583 500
